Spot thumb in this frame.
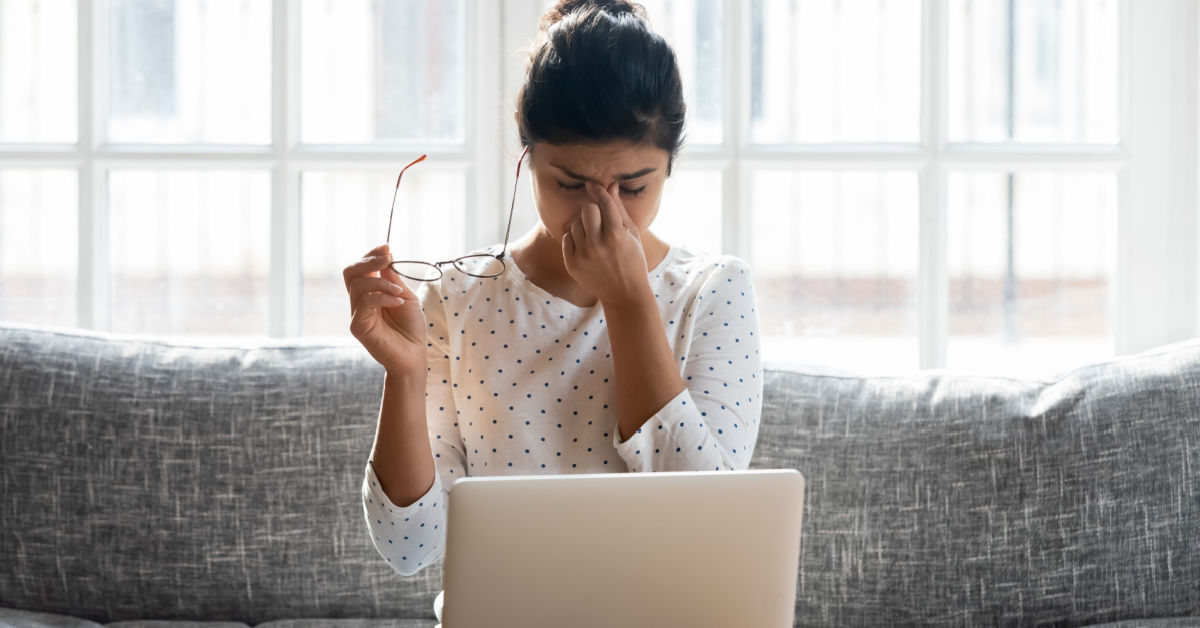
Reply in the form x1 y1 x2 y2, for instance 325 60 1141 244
380 253 403 285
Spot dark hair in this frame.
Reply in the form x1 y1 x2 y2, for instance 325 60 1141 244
517 0 687 176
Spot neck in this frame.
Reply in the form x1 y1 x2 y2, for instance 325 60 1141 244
516 224 568 276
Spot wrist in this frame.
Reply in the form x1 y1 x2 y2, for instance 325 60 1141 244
601 280 655 313
384 365 426 387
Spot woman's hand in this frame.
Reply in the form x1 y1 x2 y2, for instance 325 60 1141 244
343 243 428 374
561 180 651 307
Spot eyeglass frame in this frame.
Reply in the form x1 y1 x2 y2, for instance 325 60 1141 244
385 145 530 282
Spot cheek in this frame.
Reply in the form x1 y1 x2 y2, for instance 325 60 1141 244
532 184 575 223
620 196 657 226
539 184 584 213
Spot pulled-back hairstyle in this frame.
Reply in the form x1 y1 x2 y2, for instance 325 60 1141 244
517 0 687 175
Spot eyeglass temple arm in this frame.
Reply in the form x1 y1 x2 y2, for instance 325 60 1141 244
499 145 531 259
386 154 428 247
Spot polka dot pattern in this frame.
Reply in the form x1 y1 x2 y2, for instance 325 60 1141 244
363 241 764 577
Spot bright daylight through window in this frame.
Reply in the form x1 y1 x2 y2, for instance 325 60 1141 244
0 0 1183 380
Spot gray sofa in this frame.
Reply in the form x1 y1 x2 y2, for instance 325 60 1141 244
1 320 1198 627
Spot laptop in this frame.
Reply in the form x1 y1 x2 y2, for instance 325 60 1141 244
438 469 805 628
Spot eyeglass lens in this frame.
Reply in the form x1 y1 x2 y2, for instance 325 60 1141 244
387 145 529 281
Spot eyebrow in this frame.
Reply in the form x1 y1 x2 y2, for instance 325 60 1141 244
549 162 657 183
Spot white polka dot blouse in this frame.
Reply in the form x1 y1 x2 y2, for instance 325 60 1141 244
363 240 764 576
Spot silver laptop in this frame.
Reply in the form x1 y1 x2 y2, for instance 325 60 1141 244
440 469 805 628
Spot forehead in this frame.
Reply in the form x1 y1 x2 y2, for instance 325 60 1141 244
534 140 667 173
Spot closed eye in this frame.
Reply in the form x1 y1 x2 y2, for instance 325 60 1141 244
556 182 647 197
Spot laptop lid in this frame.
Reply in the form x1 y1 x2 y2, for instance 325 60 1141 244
441 469 805 628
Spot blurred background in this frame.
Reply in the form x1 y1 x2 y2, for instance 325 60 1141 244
0 0 1196 379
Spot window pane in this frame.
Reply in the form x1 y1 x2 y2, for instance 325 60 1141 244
0 169 77 325
751 170 919 372
107 0 272 144
301 168 468 337
0 0 76 143
948 0 1119 143
947 171 1117 377
635 0 723 145
109 170 271 335
652 168 722 255
750 0 920 144
299 0 465 144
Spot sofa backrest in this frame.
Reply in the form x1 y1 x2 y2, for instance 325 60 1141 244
2 321 1198 625
1 323 440 624
757 343 1200 625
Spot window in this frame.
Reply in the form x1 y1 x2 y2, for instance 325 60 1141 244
599 0 1185 378
2 0 1196 378
0 0 490 339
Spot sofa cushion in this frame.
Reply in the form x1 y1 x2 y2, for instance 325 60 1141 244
0 323 442 624
754 338 1200 626
0 606 105 627
102 621 249 627
0 607 439 628
253 620 437 627
1080 619 1200 627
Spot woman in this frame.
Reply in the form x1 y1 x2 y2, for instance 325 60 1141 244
347 0 764 619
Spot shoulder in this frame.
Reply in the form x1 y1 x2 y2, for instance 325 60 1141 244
671 245 752 287
671 249 755 319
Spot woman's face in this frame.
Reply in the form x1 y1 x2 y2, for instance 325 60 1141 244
526 140 670 243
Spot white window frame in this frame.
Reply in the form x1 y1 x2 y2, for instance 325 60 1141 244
505 0 1200 369
2 0 500 338
2 0 1195 366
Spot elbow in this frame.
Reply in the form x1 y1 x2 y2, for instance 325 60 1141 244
388 549 443 577
389 560 425 577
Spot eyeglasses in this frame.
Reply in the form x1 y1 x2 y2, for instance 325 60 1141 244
385 145 530 282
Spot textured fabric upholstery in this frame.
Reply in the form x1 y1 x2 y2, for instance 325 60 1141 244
1 323 443 625
1 321 1198 626
758 341 1200 626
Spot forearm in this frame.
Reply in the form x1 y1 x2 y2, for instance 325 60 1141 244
369 367 436 507
602 287 687 443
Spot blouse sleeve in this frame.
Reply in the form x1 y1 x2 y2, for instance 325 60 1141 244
362 278 466 576
611 256 765 472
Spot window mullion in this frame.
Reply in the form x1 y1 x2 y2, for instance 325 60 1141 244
501 0 551 246
1120 0 1200 354
727 0 747 262
79 0 112 331
269 0 298 337
918 0 948 370
471 0 502 250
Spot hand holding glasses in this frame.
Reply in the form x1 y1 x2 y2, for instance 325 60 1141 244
386 145 531 282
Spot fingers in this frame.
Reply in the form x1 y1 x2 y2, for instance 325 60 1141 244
580 202 602 240
380 261 407 286
570 216 587 247
349 275 406 316
585 180 628 234
351 292 408 325
344 246 391 286
562 225 575 258
343 244 397 312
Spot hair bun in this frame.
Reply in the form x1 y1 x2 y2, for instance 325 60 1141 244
539 0 646 32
